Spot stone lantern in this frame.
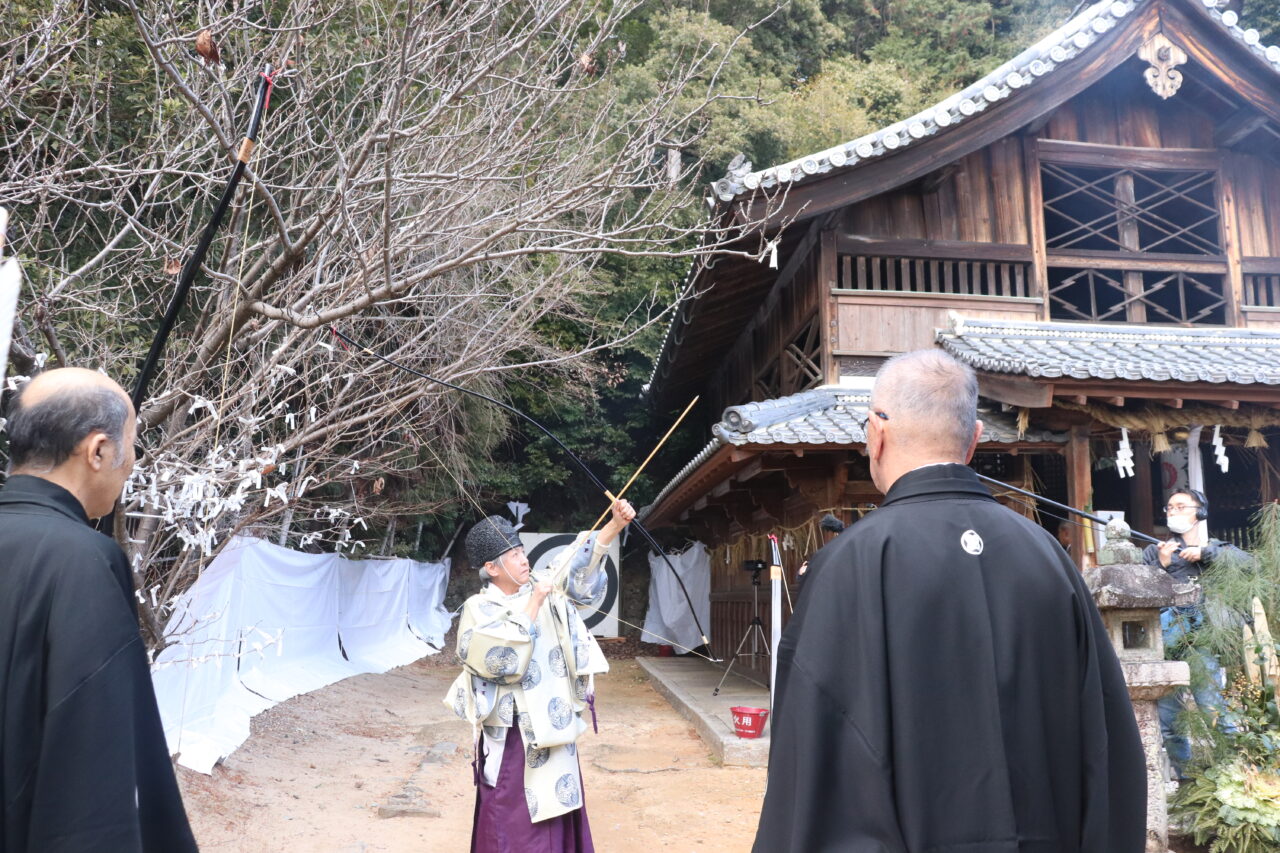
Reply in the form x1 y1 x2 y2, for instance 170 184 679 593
1085 518 1198 853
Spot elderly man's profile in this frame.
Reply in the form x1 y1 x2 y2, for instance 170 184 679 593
0 368 197 853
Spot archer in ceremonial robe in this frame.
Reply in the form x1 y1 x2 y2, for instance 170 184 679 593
445 500 634 853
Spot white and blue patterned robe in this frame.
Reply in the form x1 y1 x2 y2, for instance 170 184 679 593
444 532 610 822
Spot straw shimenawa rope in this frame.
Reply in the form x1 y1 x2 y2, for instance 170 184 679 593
1054 400 1274 450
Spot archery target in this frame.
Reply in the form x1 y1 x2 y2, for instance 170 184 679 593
520 532 620 637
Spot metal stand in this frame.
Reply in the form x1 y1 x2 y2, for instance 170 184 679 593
713 567 770 696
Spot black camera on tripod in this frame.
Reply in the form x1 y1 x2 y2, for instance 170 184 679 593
742 559 766 584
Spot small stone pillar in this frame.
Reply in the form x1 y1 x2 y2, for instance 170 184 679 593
1085 518 1197 853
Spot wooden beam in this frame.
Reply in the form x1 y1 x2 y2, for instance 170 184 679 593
1069 395 1088 406
1099 396 1125 407
1244 258 1280 275
1045 249 1226 275
921 163 959 193
1214 108 1269 148
836 235 1032 263
977 373 1054 408
820 228 838 385
1169 399 1183 409
1206 399 1241 409
1037 138 1222 170
1050 380 1280 404
734 456 764 483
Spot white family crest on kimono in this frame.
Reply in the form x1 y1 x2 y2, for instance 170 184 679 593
445 531 610 823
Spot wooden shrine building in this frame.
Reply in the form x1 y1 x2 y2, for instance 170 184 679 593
640 0 1280 672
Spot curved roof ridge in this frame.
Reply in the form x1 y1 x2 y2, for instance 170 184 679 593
710 0 1280 203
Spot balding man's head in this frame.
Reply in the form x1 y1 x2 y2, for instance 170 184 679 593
9 368 133 471
865 350 983 492
6 369 137 518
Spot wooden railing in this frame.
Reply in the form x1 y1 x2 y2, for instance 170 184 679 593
1243 259 1280 309
835 238 1036 300
840 255 1032 298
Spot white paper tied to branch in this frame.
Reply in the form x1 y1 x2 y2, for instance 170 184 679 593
1115 428 1135 479
1212 425 1229 473
188 396 220 421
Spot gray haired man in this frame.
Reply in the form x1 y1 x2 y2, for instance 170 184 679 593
754 349 1145 852
0 368 197 852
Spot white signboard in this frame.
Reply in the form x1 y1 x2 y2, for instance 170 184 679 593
520 531 620 637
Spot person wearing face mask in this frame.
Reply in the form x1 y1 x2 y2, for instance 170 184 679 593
1141 488 1241 779
444 499 635 853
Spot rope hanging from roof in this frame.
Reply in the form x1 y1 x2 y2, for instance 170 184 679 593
1053 400 1274 449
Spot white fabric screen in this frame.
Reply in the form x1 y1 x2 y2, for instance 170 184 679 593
151 536 450 773
640 542 711 651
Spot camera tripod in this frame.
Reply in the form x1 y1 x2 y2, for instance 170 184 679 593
712 566 771 696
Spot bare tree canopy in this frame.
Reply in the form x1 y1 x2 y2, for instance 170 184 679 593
1 0 769 639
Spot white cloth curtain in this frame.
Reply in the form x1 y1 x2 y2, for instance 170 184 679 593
641 542 711 651
151 536 450 773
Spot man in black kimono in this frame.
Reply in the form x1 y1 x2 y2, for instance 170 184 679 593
753 350 1145 853
0 368 197 852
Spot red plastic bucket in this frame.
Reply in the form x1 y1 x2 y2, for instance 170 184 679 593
731 706 769 738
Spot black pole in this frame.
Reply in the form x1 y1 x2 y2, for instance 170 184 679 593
102 68 275 538
131 65 275 411
973 471 1162 546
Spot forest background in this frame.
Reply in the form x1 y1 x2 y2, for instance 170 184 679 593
3 0 1280 637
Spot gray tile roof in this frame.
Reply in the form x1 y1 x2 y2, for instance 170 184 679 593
642 385 1065 520
937 315 1280 385
710 0 1280 202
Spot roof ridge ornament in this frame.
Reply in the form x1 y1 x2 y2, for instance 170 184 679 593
1138 31 1189 98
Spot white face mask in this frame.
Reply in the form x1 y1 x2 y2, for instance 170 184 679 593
1166 515 1195 535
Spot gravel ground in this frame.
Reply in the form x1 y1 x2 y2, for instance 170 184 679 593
179 650 766 852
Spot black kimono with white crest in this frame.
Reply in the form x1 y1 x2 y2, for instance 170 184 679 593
753 464 1144 853
0 476 197 852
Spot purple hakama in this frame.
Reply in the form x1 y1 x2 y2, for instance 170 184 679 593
471 726 595 853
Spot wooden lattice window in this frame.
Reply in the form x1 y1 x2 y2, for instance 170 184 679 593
779 318 823 395
1039 142 1229 326
1049 268 1227 325
752 316 822 401
1042 164 1221 256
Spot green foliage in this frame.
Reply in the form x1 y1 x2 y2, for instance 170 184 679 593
1169 503 1280 850
1245 0 1280 45
1174 761 1280 853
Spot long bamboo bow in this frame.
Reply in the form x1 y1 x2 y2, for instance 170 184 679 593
132 65 278 410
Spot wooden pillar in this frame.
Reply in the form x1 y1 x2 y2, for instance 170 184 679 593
1067 424 1093 570
1114 173 1148 324
1023 135 1050 319
1128 441 1155 537
819 229 839 385
1217 153 1246 327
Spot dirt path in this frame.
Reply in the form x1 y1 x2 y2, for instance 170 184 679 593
179 657 766 852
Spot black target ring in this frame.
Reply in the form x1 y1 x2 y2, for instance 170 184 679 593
524 534 618 630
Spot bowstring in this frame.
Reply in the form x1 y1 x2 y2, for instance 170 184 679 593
346 351 720 664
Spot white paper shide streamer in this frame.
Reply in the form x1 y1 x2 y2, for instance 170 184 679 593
1115 428 1135 479
0 207 22 390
